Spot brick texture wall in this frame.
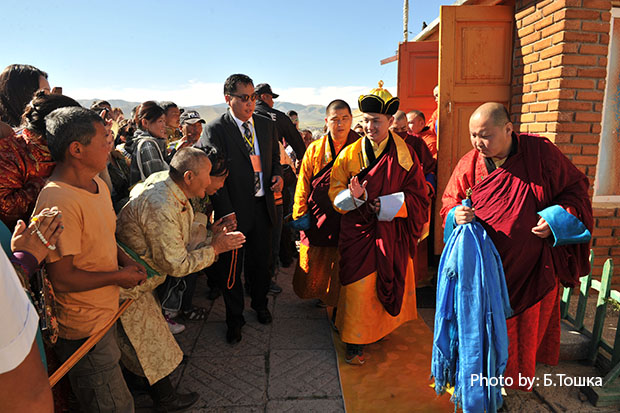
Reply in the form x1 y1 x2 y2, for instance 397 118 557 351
511 0 620 285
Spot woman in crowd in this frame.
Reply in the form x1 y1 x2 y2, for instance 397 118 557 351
127 100 169 186
0 91 80 228
0 64 50 127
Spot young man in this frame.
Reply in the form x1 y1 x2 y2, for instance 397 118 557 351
34 107 147 412
406 110 437 159
161 101 182 145
199 74 283 344
442 102 592 390
328 84 429 364
292 99 358 307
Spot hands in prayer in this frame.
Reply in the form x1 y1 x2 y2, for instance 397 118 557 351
212 230 246 255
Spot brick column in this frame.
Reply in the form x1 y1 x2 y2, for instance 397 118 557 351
511 0 619 282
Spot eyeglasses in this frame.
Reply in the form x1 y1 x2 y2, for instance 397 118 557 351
228 93 258 102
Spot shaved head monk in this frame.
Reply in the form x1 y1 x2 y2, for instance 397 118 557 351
441 102 593 391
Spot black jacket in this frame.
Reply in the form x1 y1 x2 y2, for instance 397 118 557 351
199 111 282 232
254 100 306 160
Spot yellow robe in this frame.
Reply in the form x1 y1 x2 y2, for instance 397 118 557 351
328 133 418 345
292 135 345 306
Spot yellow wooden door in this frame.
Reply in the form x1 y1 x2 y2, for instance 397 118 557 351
435 5 514 252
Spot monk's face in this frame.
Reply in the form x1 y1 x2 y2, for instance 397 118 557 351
362 112 393 144
390 116 407 134
469 113 513 158
325 108 352 141
406 114 425 135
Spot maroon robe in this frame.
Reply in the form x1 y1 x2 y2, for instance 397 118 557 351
441 133 592 316
338 134 429 316
395 130 437 178
300 131 358 247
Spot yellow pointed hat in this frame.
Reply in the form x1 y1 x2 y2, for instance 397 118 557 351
358 80 400 115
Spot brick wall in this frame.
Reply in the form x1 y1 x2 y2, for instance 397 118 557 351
511 0 620 285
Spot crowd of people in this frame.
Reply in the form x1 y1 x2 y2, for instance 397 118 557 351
0 62 592 413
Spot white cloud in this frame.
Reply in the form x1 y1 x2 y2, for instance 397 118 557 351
66 81 396 107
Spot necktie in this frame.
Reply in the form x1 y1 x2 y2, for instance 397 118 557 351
242 121 261 195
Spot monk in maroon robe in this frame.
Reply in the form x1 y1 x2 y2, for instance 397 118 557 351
441 102 592 390
329 84 429 365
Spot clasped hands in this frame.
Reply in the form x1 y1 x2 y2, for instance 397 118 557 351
211 213 246 255
453 205 551 239
348 176 380 214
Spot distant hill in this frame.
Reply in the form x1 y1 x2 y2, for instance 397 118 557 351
77 99 327 129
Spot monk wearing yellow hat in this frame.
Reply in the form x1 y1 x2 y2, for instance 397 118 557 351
328 82 430 364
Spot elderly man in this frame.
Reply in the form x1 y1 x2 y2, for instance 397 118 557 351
116 148 245 410
328 83 429 364
441 102 592 391
168 110 205 158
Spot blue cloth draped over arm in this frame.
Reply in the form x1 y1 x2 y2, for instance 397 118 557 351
538 205 591 247
432 199 512 413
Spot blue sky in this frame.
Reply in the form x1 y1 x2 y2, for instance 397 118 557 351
2 0 453 106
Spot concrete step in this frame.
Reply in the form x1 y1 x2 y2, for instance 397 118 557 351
559 320 590 361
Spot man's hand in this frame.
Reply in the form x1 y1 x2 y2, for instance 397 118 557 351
454 205 475 225
118 249 146 274
115 266 147 289
369 198 381 214
348 176 367 200
531 217 552 239
212 231 246 255
217 213 238 232
12 207 64 264
270 175 283 192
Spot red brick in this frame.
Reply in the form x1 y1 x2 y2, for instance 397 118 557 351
537 89 576 100
601 11 611 22
582 145 600 155
575 165 587 174
518 24 536 38
549 79 562 89
575 112 602 122
532 60 552 72
516 4 537 20
592 123 601 133
562 31 600 43
582 21 611 33
593 208 617 217
542 0 580 16
592 246 612 256
532 81 550 91
580 44 608 55
578 68 607 78
572 155 598 165
522 93 538 103
523 53 540 64
522 10 545 26
582 0 613 10
529 102 548 112
557 144 582 154
541 43 579 59
595 237 620 247
535 14 556 30
542 20 581 38
593 227 614 237
577 90 605 101
598 57 608 67
523 73 539 83
561 79 597 89
528 123 547 133
600 33 609 45
594 103 603 111
559 55 600 66
572 134 599 144
597 218 620 227
586 166 596 178
598 79 606 90
534 38 554 52
562 9 602 20
521 31 542 46
552 100 594 111
514 65 525 76
553 123 592 132
519 113 536 123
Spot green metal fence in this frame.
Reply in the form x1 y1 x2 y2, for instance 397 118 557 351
560 251 619 406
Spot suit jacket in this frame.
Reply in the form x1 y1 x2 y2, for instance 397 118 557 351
255 100 306 160
199 111 282 232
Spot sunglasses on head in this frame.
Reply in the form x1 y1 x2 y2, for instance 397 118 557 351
228 93 258 102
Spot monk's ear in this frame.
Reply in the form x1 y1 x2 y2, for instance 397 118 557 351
505 121 514 136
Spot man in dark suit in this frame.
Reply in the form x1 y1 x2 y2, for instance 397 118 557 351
198 74 283 344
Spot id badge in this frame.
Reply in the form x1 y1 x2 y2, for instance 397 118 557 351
250 155 262 172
